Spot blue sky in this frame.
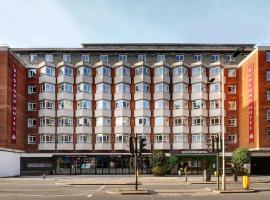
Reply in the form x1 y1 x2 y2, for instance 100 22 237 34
0 0 269 47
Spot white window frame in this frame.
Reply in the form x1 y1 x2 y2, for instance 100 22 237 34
28 135 36 144
119 54 127 62
45 54 53 62
267 109 270 120
228 134 237 144
100 54 108 62
28 118 36 128
28 101 36 111
138 54 146 62
228 85 237 94
211 54 219 62
228 101 237 110
193 54 202 61
228 118 237 127
81 54 90 62
176 54 184 62
228 68 236 77
28 85 36 94
28 68 37 78
30 53 38 63
63 53 71 62
266 52 270 62
157 54 165 62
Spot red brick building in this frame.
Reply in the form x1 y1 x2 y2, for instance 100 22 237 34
1 43 269 176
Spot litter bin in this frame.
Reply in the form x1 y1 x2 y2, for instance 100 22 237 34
242 175 250 190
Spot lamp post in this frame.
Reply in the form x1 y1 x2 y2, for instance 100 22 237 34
221 47 245 191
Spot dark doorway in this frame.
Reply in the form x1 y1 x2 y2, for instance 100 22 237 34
251 157 270 175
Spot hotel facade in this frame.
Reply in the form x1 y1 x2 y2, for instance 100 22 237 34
1 43 270 176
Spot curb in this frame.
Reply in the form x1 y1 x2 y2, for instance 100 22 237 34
106 189 150 195
212 189 256 194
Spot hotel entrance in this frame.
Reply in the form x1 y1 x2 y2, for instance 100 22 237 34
54 155 151 175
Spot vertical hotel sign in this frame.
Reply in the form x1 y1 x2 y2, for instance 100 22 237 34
11 65 17 144
248 63 254 143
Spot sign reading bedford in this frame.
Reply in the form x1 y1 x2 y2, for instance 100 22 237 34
11 65 17 144
248 63 254 143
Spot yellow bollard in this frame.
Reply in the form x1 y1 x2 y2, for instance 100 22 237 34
242 176 250 190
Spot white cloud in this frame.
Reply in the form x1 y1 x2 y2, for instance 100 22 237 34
0 0 81 47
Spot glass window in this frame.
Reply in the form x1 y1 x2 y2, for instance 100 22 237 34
173 83 188 92
77 117 91 126
96 66 111 76
266 52 270 62
155 66 169 76
58 83 73 93
267 109 270 120
63 53 71 62
228 118 237 127
193 54 202 61
115 100 130 109
58 66 73 76
77 66 92 76
267 129 270 139
174 134 188 142
174 117 188 126
155 134 169 143
97 100 111 109
155 83 169 92
210 66 220 76
116 83 130 93
226 54 233 61
115 134 129 143
191 66 205 76
28 85 36 94
115 117 130 126
96 134 110 143
28 135 36 144
27 118 36 128
135 83 150 92
192 82 206 93
192 99 206 109
228 68 236 77
40 83 55 93
40 66 55 76
78 83 91 93
138 54 146 62
210 83 220 92
135 100 150 109
228 101 237 110
81 54 90 62
28 68 37 78
77 134 91 143
228 134 237 144
267 90 270 101
96 83 111 93
210 100 220 109
58 134 72 143
58 100 73 109
40 117 55 126
192 117 206 125
228 85 236 94
30 53 38 62
96 117 111 126
173 100 188 109
45 54 53 62
58 117 73 126
173 66 187 76
77 100 91 109
176 54 184 62
157 54 165 62
119 54 127 62
155 100 169 109
27 101 36 111
115 66 130 76
267 71 270 81
210 117 221 126
192 134 206 142
40 134 55 143
135 66 150 76
155 117 169 126
40 100 55 109
211 54 219 62
135 117 150 126
100 54 108 62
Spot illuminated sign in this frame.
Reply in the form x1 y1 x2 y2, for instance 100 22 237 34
11 65 17 144
248 63 254 143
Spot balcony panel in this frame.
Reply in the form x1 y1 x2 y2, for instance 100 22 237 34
57 143 74 150
191 125 208 134
114 92 131 101
75 143 92 150
209 109 226 117
95 75 112 84
76 92 92 101
134 75 151 84
76 126 92 134
172 75 189 84
39 75 56 84
191 92 208 100
114 126 131 134
191 141 207 150
57 75 74 84
114 109 131 117
57 92 74 101
38 143 55 150
134 126 151 134
153 75 170 84
114 76 131 84
173 109 189 117
154 109 170 117
209 92 226 100
134 92 151 101
39 92 55 100
153 92 170 100
191 109 208 117
95 143 112 150
114 143 129 151
57 109 73 117
39 126 55 134
173 126 189 134
39 109 55 117
76 75 93 84
95 92 112 101
95 109 111 117
57 127 74 134
134 109 151 117
154 126 170 134
191 75 207 84
209 125 225 134
172 92 189 100
154 142 170 150
173 142 189 150
95 126 111 134
75 109 92 117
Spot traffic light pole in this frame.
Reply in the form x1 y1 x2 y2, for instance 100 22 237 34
135 136 138 191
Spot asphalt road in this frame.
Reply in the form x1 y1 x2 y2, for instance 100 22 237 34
0 176 270 200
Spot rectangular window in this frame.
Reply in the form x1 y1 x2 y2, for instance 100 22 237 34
115 117 130 126
173 100 188 109
28 135 36 144
210 117 221 126
267 71 270 81
77 66 91 76
115 66 130 76
267 129 270 139
157 54 165 62
40 100 55 110
266 52 270 62
210 66 220 76
58 100 73 109
267 109 270 120
155 83 169 92
96 66 111 76
81 54 90 62
40 66 55 76
155 117 169 126
173 66 187 76
40 83 55 93
192 82 206 93
155 66 169 76
28 68 37 78
193 54 202 61
96 117 111 126
155 100 169 109
40 134 54 143
28 118 36 128
135 66 150 76
192 99 205 109
192 134 205 142
100 54 108 62
40 117 55 126
211 54 219 62
228 118 237 127
210 83 220 93
77 134 91 143
115 100 130 109
58 134 72 143
116 83 130 93
45 54 53 62
77 100 91 109
191 66 205 76
174 117 188 126
77 117 91 126
228 68 236 77
267 90 270 101
63 53 71 62
192 117 206 126
155 134 169 143
97 100 111 110
210 100 220 109
78 83 91 93
174 134 188 142
96 83 111 93
135 100 150 109
228 134 237 144
228 85 237 94
119 54 127 62
30 53 38 62
58 66 73 76
58 83 73 93
228 101 237 110
138 54 146 62
136 117 150 126
58 117 73 126
176 54 184 62
28 101 36 111
28 85 36 94
135 83 150 92
226 54 233 61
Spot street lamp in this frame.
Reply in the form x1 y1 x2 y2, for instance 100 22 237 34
221 47 245 191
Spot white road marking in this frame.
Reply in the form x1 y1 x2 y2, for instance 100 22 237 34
97 185 106 191
87 194 93 198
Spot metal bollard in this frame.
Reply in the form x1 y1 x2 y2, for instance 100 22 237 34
43 174 46 180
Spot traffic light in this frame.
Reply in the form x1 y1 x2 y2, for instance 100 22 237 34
138 137 147 156
129 137 135 157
